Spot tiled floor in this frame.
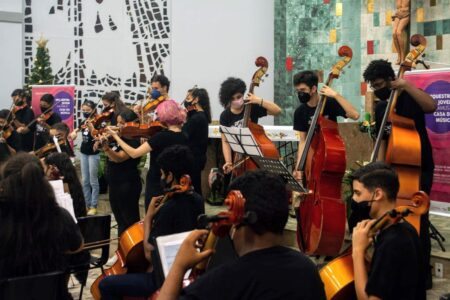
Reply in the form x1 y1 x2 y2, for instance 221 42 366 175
71 195 450 299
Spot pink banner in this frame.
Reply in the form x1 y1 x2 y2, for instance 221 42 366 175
405 69 450 214
31 85 75 134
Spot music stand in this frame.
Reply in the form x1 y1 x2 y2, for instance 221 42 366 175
220 126 307 193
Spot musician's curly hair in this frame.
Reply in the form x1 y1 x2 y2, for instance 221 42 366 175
363 59 396 82
219 77 246 108
157 145 194 182
228 170 289 235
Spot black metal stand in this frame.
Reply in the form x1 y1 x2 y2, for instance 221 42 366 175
430 221 446 252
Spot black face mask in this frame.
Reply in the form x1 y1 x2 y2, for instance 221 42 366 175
374 87 391 101
297 91 311 104
160 173 174 191
15 100 24 106
83 112 91 119
351 199 372 221
40 106 49 113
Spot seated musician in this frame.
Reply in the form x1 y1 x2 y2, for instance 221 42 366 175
11 88 35 151
351 162 426 300
363 59 436 289
292 70 359 180
49 122 75 157
0 153 83 299
98 145 204 300
158 170 326 300
219 77 281 174
34 93 62 150
0 109 21 163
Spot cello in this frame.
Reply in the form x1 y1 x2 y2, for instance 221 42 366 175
319 191 429 300
296 46 353 256
370 34 427 232
232 57 279 177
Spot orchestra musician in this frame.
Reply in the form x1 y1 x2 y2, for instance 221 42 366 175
34 93 62 150
49 122 75 157
182 87 212 196
218 77 281 175
363 59 436 289
98 145 204 300
0 109 21 163
351 162 426 300
10 89 35 152
158 170 325 300
292 70 359 181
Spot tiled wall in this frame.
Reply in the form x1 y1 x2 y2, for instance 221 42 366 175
274 0 450 126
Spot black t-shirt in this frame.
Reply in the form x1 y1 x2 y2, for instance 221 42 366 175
375 91 434 171
293 98 346 132
181 246 326 300
80 126 99 155
182 111 209 169
106 138 141 183
34 112 62 150
149 192 204 243
219 104 267 128
14 106 35 151
366 222 425 300
147 130 188 197
0 131 21 162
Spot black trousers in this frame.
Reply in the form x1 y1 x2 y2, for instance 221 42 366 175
108 176 142 236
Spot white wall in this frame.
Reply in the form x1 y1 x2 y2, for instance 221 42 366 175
170 0 274 124
0 0 22 13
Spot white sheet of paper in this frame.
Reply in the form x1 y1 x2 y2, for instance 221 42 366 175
156 230 193 279
49 179 77 223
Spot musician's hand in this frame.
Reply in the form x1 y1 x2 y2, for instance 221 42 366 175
352 219 377 255
293 170 303 182
0 137 6 143
106 126 118 137
390 78 408 89
223 162 233 174
16 126 26 134
173 229 213 271
93 141 100 152
149 195 165 218
319 85 338 98
143 240 154 263
68 131 77 141
245 93 262 105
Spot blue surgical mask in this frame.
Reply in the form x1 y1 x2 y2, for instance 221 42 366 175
151 89 161 99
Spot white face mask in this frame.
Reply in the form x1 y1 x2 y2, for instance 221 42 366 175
231 97 244 109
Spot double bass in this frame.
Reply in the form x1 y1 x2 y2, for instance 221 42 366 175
319 191 429 300
370 34 427 232
296 46 353 256
232 57 279 177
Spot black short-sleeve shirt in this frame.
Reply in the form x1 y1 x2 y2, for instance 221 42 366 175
181 246 326 300
149 192 204 244
80 126 99 155
106 137 141 183
366 222 426 300
182 111 209 168
0 131 21 162
146 130 188 198
374 91 434 171
34 112 62 150
14 106 35 151
219 104 267 128
293 98 346 132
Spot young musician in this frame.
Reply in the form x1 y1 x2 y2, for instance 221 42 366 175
50 122 75 157
96 109 143 235
107 100 188 209
0 109 21 163
219 77 281 174
101 92 128 126
363 59 436 288
11 89 35 151
182 87 212 196
69 100 100 215
99 145 204 300
292 70 359 180
0 153 83 297
351 162 426 300
150 74 171 100
34 93 62 150
158 170 326 300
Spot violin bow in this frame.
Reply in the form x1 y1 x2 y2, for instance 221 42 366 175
24 104 56 129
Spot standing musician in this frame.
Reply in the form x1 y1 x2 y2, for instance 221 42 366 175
351 162 426 300
363 59 436 289
94 109 143 236
292 70 359 181
11 89 36 152
219 77 281 175
182 87 212 196
150 74 171 101
98 145 204 300
100 92 128 126
34 93 62 150
0 109 21 163
158 170 326 300
107 100 188 210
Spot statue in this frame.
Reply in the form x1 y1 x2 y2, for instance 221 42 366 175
392 0 411 64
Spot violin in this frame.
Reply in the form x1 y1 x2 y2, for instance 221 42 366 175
91 107 114 129
296 46 353 256
32 139 66 158
370 35 427 232
142 86 166 113
24 105 55 129
232 57 279 177
319 191 429 300
120 121 165 139
91 175 193 300
0 125 14 140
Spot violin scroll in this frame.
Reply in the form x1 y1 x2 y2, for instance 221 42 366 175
251 56 269 88
330 45 353 79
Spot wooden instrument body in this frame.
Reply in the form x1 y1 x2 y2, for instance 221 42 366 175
91 222 149 300
298 116 346 255
320 252 356 300
120 121 165 139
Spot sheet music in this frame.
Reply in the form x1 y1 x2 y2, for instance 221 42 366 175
156 230 193 279
220 126 263 156
49 179 77 222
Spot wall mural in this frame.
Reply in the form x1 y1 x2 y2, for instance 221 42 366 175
23 0 171 127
